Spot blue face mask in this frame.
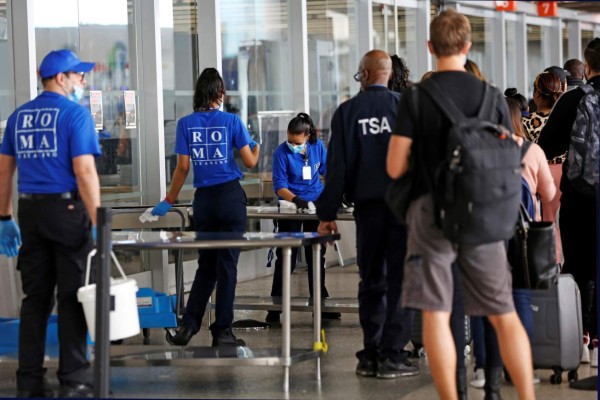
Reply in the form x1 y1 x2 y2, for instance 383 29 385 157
287 142 306 154
68 85 84 103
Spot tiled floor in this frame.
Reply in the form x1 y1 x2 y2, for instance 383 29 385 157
0 264 597 399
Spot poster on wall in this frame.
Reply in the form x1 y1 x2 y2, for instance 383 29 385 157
89 90 103 131
124 90 136 129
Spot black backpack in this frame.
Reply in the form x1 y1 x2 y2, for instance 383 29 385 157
420 79 522 245
566 83 600 197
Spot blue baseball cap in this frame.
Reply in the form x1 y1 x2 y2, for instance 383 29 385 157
39 49 95 79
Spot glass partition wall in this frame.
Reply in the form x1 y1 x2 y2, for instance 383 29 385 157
307 0 358 147
33 0 141 204
220 0 293 205
0 0 13 141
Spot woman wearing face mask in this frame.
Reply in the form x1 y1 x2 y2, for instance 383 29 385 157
265 113 340 323
153 67 260 347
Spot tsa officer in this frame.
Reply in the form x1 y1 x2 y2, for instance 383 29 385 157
153 68 259 347
265 112 340 323
0 49 100 398
316 50 418 379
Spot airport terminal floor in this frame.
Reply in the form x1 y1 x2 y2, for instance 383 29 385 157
0 264 595 399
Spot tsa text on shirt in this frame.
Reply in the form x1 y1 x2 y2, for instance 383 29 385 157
357 117 392 135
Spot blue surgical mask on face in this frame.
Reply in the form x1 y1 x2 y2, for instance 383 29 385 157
287 142 306 154
68 85 84 103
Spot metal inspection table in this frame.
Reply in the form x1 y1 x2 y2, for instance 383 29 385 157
93 208 340 396
229 206 359 315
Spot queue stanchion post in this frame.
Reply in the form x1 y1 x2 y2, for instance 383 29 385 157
94 207 112 398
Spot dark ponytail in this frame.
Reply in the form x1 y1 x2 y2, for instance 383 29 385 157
193 68 226 111
287 112 318 144
504 87 528 112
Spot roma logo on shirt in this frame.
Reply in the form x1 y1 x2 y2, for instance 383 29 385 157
15 108 59 159
189 126 228 165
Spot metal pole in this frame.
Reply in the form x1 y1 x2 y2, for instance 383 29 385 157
282 246 291 392
313 243 322 380
94 207 112 398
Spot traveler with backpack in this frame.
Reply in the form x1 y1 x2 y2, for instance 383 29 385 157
387 9 535 400
470 98 556 394
538 38 600 366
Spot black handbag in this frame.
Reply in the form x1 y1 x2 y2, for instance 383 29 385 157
507 204 559 289
385 166 414 224
385 86 419 224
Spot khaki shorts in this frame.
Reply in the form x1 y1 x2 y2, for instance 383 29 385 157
401 195 515 316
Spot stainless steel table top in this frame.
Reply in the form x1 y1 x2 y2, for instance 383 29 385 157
246 206 355 221
111 231 340 250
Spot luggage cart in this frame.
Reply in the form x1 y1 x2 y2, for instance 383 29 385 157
111 206 188 344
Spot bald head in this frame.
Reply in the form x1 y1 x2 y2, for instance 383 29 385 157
564 59 585 80
358 50 392 88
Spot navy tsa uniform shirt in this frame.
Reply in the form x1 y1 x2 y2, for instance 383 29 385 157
272 140 326 202
175 109 253 188
317 85 399 221
0 91 101 194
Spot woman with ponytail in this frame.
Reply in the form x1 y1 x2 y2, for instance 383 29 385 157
266 112 340 323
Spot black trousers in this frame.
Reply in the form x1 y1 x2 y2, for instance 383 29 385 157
16 197 93 390
354 201 413 363
185 180 247 334
270 219 329 298
559 187 598 338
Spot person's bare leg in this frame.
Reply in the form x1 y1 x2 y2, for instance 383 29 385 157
423 310 457 400
488 312 535 400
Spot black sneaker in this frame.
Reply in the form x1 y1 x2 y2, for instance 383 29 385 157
211 328 246 347
355 358 378 377
265 311 281 323
166 323 195 346
376 358 419 379
58 382 94 398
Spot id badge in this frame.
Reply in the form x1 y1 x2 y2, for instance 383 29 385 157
302 165 312 180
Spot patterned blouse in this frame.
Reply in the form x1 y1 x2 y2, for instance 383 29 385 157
522 111 550 143
522 111 567 164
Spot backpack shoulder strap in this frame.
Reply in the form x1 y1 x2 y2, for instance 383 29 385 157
521 139 532 160
419 79 465 124
580 83 596 96
476 83 496 120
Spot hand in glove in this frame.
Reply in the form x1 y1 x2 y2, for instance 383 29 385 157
0 219 22 258
91 226 97 243
152 197 173 216
292 196 310 210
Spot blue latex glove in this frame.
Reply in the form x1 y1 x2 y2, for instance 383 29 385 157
91 225 97 242
152 200 172 216
0 219 22 258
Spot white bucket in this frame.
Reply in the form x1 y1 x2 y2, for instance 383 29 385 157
77 249 140 341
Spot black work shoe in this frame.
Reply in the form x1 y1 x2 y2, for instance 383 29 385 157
265 311 281 323
16 387 54 398
58 382 94 398
211 328 246 347
166 323 195 346
322 312 342 320
355 358 378 377
376 358 419 379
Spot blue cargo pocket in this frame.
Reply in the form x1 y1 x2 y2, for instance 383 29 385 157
403 255 424 305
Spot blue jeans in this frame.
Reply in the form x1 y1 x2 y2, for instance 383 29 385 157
471 289 532 369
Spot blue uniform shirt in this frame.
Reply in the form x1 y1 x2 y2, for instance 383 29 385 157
175 109 252 188
0 91 101 194
272 140 326 202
